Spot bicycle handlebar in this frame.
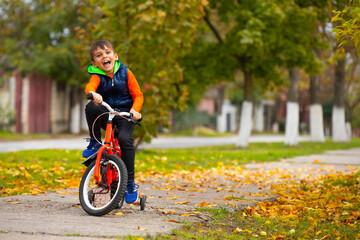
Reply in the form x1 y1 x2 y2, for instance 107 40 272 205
86 93 141 123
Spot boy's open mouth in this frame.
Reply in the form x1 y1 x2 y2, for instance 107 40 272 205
103 60 111 67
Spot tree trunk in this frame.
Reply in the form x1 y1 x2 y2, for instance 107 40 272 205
236 70 253 148
332 58 349 142
309 74 325 142
285 68 299 145
254 102 264 132
271 97 281 133
216 85 226 115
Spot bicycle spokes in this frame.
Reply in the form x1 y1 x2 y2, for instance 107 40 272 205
79 154 128 216
84 161 120 209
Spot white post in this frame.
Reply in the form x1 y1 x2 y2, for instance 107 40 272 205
21 78 29 134
332 106 350 142
310 104 325 142
70 102 81 134
81 99 89 132
285 102 299 145
217 112 226 133
236 101 253 148
345 122 352 139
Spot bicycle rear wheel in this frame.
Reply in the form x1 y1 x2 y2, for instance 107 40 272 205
79 154 128 216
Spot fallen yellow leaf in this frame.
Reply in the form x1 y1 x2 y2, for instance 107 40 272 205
233 227 242 233
175 201 190 204
136 226 148 231
162 210 176 214
242 229 252 234
168 219 179 223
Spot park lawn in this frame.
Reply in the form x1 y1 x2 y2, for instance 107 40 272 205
0 138 360 196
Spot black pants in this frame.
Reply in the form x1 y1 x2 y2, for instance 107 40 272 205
85 101 135 181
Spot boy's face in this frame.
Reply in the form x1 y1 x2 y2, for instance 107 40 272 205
92 46 118 75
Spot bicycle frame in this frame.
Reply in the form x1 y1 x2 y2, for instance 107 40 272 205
93 109 124 185
94 117 117 185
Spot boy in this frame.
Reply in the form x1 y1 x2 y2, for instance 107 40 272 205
83 40 143 204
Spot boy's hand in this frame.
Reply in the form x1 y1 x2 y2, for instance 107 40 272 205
130 109 142 121
90 91 103 105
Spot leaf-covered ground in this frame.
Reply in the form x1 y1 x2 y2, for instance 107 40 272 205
0 140 359 239
160 169 359 240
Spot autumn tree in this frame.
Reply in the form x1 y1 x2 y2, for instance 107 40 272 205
0 0 84 83
294 0 331 143
329 0 354 142
279 2 322 146
333 0 360 55
333 0 360 139
202 0 287 147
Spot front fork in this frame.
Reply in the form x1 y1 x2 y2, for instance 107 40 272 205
94 122 118 186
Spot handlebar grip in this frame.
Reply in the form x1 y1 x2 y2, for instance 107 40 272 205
86 93 94 100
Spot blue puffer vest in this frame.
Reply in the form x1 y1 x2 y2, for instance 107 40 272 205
88 60 133 111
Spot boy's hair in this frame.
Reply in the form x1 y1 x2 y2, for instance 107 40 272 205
90 40 115 61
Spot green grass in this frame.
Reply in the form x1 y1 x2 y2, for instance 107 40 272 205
0 138 359 196
0 131 84 142
135 138 360 172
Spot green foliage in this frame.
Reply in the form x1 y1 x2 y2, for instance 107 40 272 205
180 39 236 106
280 2 320 73
198 0 322 104
0 106 15 131
208 0 286 75
333 0 360 55
0 0 86 84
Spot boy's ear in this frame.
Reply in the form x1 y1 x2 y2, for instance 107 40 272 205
92 61 98 68
115 53 119 60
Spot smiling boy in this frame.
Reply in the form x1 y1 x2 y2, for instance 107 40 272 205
83 40 143 204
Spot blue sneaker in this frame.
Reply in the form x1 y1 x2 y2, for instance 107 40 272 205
125 180 139 204
82 138 101 158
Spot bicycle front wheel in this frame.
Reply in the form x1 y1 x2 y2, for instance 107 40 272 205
79 154 128 216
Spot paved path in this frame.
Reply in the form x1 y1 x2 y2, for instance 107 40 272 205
1 147 359 239
0 135 311 152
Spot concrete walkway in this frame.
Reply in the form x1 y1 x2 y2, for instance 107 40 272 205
0 135 311 152
0 147 359 239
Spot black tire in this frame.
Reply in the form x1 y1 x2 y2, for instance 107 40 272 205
140 195 146 211
79 154 128 216
118 197 124 209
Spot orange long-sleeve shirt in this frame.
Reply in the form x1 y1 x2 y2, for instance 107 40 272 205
85 69 143 112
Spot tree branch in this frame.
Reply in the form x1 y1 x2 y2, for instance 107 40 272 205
203 9 223 44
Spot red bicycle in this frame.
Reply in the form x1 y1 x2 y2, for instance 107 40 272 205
79 93 146 216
